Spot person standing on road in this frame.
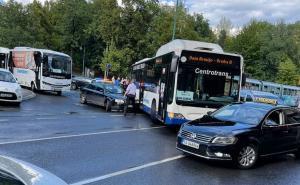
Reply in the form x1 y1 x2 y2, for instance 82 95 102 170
124 79 137 116
115 77 120 86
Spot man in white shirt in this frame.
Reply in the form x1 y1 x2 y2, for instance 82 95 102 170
124 79 137 116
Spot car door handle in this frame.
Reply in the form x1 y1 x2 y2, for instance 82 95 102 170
282 130 289 133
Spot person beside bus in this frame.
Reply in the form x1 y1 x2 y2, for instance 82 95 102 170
124 79 137 116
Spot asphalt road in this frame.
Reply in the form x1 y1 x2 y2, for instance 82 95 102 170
0 91 300 185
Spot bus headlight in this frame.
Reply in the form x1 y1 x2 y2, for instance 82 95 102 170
168 112 185 119
212 137 237 145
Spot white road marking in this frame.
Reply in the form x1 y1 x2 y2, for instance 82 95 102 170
0 119 9 122
0 126 166 145
35 117 58 120
110 115 123 117
70 155 185 185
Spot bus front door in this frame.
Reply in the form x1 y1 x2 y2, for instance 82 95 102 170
157 67 168 121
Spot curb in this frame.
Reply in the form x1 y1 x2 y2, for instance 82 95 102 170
21 89 36 101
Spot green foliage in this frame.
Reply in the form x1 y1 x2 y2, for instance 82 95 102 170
0 0 299 85
276 56 299 85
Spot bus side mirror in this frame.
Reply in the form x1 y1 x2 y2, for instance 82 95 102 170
33 51 42 67
241 73 247 87
170 55 178 73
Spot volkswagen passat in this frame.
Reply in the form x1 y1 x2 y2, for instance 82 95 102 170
0 69 22 105
177 102 300 169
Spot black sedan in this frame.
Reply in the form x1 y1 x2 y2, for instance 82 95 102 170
177 102 300 169
80 82 125 111
71 76 92 90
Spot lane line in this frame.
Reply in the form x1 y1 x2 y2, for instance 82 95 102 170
0 126 166 145
110 115 124 117
35 117 58 120
0 119 9 122
70 155 185 185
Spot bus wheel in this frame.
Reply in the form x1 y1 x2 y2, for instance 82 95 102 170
56 91 62 96
80 94 87 104
71 83 77 90
31 82 36 92
150 100 157 123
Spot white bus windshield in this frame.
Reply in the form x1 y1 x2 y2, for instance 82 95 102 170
176 51 241 108
43 54 71 79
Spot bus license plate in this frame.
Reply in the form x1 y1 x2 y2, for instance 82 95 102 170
182 139 199 149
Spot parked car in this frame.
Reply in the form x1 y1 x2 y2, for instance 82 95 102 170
80 82 125 111
71 76 93 90
177 102 300 169
0 69 22 105
0 155 68 185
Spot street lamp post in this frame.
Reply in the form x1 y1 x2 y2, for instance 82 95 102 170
81 45 86 76
172 0 179 40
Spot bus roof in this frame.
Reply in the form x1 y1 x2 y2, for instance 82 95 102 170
134 58 152 65
12 47 71 58
282 84 300 90
246 78 261 84
155 39 224 57
262 81 282 88
0 47 10 54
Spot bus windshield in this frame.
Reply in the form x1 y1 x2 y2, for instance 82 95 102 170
176 64 240 108
43 54 72 79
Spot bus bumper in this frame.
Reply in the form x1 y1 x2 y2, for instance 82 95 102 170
165 113 189 125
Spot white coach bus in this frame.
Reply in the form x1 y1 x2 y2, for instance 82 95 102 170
10 47 72 95
132 39 244 125
0 47 10 69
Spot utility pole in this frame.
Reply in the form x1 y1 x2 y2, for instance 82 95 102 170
172 0 179 40
81 45 86 76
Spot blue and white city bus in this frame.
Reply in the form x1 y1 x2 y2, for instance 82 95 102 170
132 39 244 125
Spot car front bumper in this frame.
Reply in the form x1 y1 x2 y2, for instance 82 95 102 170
176 136 234 160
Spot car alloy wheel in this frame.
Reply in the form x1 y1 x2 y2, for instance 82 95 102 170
80 95 86 104
236 145 258 169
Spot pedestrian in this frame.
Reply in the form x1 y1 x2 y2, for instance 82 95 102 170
114 77 120 86
124 79 137 116
112 76 115 84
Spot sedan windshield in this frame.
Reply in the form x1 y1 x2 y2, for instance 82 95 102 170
0 71 16 83
105 84 123 94
211 104 270 125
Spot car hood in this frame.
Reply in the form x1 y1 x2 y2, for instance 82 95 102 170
0 81 20 93
108 93 125 100
184 117 257 136
0 155 68 185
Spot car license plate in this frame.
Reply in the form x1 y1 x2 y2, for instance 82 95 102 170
182 139 199 149
0 93 12 98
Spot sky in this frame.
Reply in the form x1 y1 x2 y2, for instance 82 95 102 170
6 0 300 29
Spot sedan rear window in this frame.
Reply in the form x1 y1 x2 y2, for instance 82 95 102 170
212 104 269 125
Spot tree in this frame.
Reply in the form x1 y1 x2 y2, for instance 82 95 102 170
276 56 299 85
216 17 233 48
